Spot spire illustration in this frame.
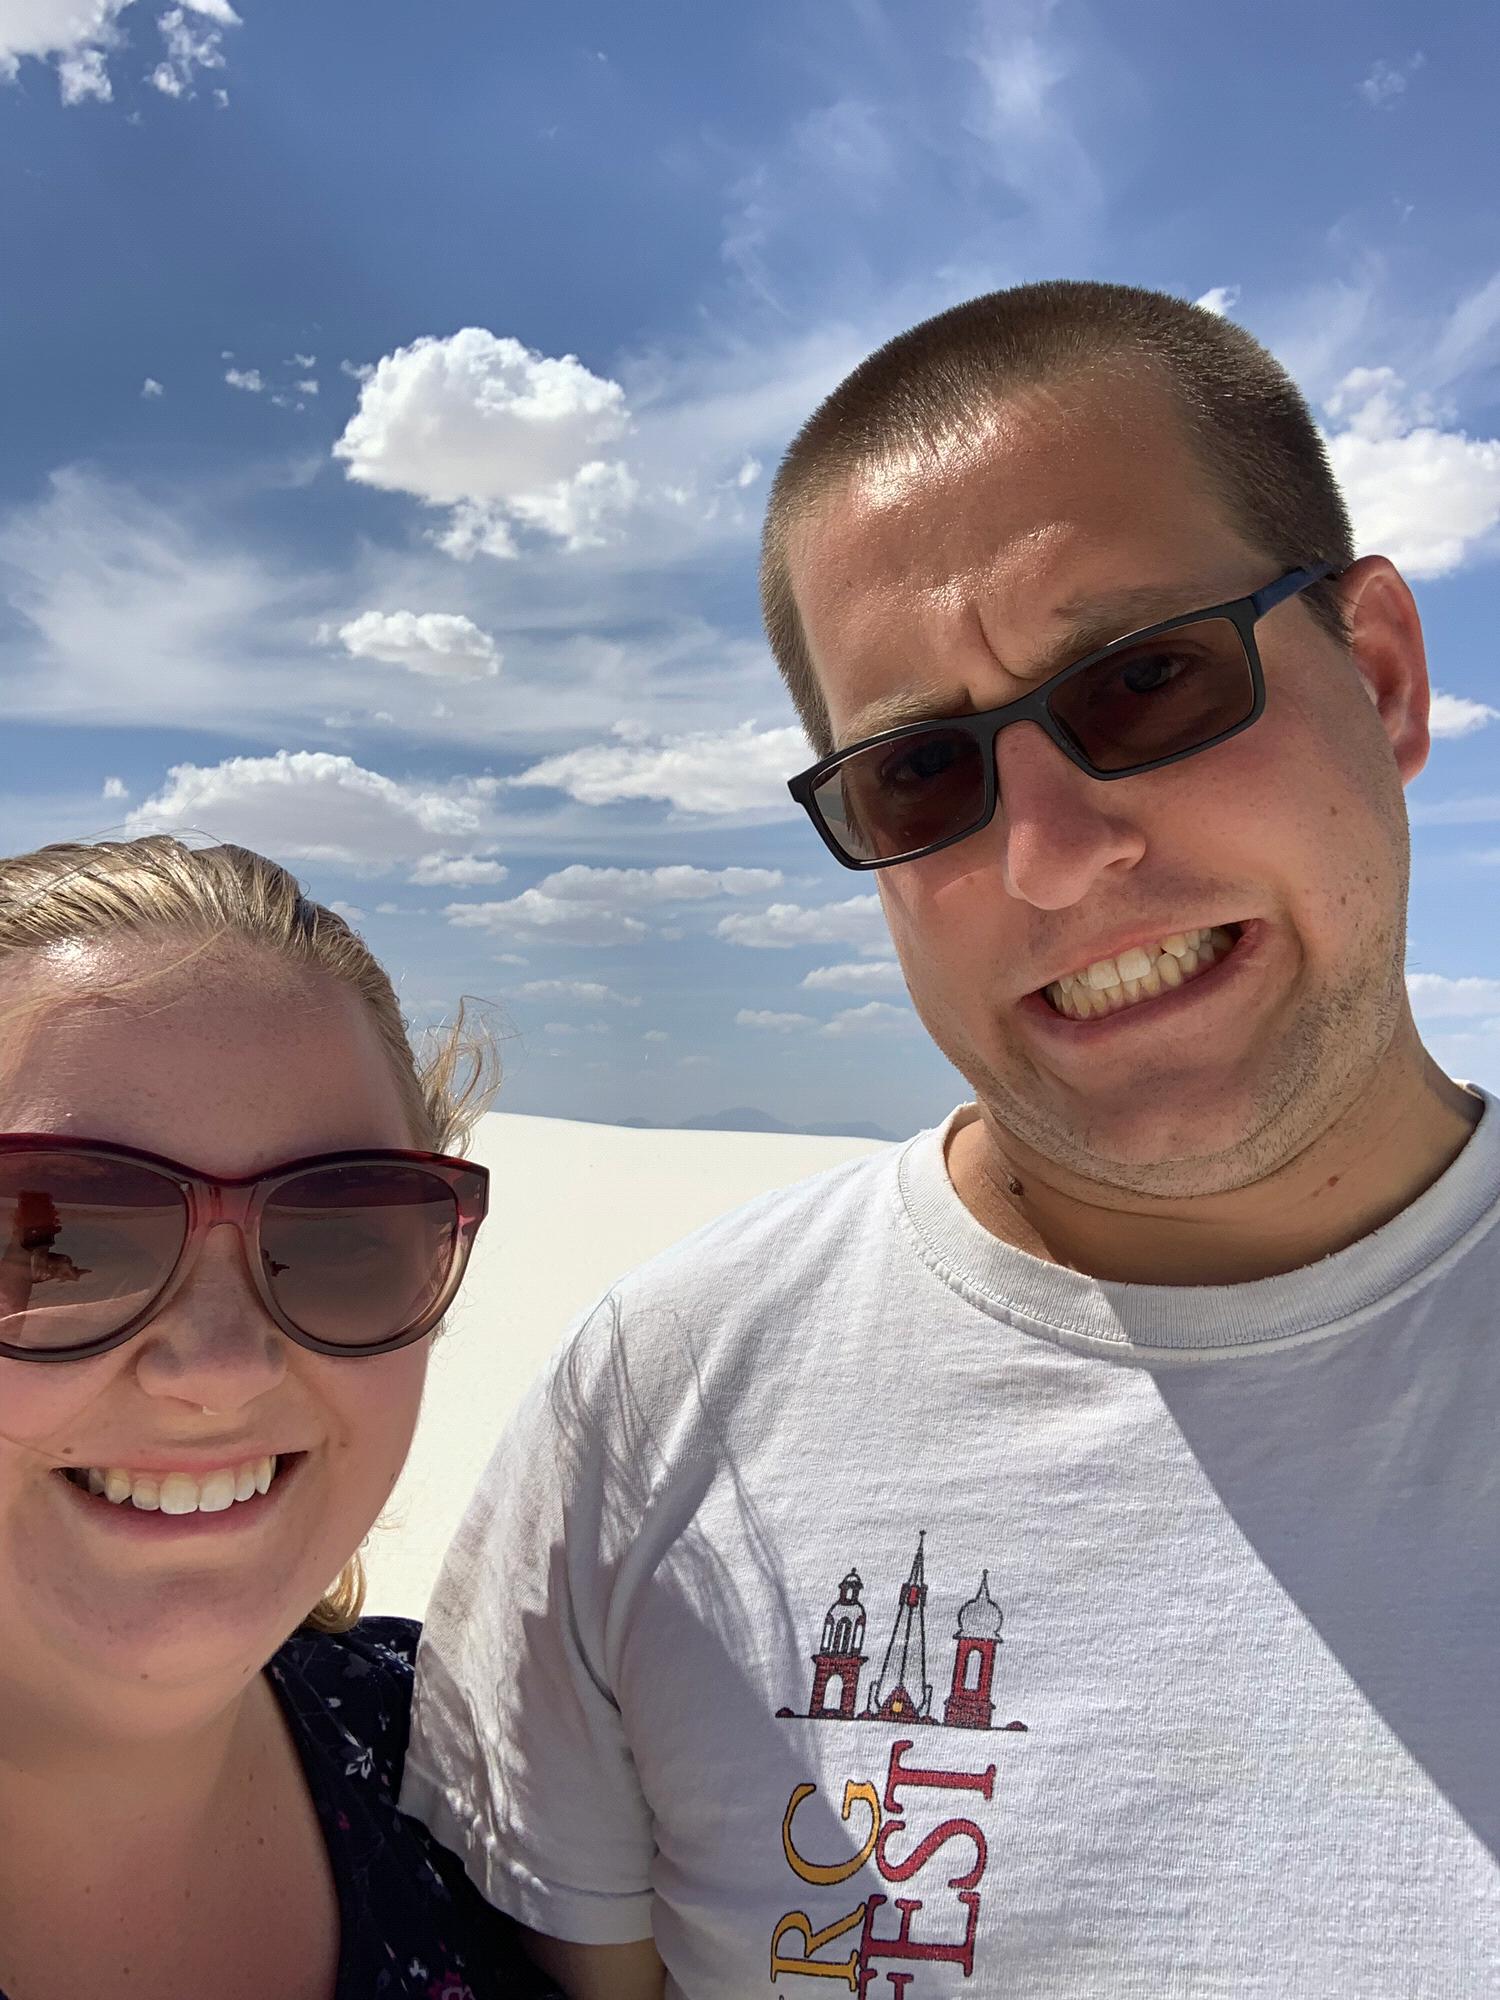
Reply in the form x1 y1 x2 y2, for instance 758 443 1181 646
863 1532 934 1722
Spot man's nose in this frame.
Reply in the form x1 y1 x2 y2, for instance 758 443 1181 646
992 720 1146 910
131 1223 288 1413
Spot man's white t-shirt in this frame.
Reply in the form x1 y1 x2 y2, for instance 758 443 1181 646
403 1094 1500 1997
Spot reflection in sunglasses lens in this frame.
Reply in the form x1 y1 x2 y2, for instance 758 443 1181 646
815 728 986 863
1050 617 1253 771
0 1155 186 1352
261 1163 458 1347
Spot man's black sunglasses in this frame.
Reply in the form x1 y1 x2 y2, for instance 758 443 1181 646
787 565 1336 871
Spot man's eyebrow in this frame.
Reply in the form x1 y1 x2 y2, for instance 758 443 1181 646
836 687 976 749
1044 582 1223 664
834 582 1223 750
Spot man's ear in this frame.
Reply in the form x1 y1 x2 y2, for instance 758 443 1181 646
1332 554 1430 785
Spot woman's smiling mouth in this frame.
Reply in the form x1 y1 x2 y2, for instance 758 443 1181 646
52 1452 305 1531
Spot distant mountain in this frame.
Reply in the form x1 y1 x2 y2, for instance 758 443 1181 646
616 1106 899 1143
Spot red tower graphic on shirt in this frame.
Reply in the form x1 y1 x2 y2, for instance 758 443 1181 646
943 1570 1003 1728
806 1569 868 1720
862 1533 936 1723
778 1535 1028 1731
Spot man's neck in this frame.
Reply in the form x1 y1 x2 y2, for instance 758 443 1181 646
948 1037 1483 1288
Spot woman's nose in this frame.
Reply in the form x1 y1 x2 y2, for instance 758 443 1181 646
131 1222 287 1413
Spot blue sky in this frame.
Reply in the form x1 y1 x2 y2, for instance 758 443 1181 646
2 0 1497 1138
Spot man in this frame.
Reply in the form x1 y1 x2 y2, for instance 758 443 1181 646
402 282 1499 1997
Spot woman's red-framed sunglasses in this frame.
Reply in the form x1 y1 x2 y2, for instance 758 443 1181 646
0 1135 489 1364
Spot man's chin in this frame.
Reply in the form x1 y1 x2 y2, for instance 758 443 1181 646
988 1070 1298 1198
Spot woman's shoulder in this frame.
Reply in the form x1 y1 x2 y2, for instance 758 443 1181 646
270 1615 423 1794
268 1617 558 1998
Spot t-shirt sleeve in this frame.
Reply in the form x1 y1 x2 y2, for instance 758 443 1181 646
400 1292 658 1947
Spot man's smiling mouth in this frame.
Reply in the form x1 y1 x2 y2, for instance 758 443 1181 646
1042 925 1240 1021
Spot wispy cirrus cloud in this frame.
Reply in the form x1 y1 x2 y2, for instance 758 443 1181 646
1406 972 1500 1017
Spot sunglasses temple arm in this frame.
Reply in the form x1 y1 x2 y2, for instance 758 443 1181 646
1248 563 1335 618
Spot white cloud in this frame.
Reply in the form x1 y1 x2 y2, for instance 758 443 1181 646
101 775 128 800
0 0 234 100
801 960 906 994
326 900 365 925
332 328 637 556
59 42 111 100
1409 795 1500 826
820 1001 918 1036
126 751 486 870
533 863 781 906
736 1008 816 1031
444 863 778 948
149 2 237 98
1406 973 1500 1019
1430 272 1500 392
409 851 509 887
512 721 809 815
541 1020 609 1037
336 609 501 679
1323 368 1500 577
514 979 640 1007
717 896 888 954
1429 692 1499 738
444 891 649 947
224 367 264 393
1194 286 1239 318
141 376 164 398
295 379 319 397
1 0 128 94
1359 54 1422 109
290 353 317 369
643 1029 668 1042
0 469 327 731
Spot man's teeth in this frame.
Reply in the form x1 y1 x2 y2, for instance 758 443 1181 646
1045 927 1236 1021
77 1456 278 1514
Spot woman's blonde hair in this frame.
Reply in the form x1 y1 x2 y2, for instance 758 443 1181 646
0 833 498 1633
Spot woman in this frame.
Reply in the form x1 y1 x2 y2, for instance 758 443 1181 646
0 836 551 2000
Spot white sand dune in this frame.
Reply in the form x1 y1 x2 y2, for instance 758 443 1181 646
363 1111 891 1617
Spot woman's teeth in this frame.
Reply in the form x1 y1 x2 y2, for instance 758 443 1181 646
1045 927 1236 1021
68 1456 278 1514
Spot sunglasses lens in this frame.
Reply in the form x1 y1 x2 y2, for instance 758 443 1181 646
0 1153 186 1354
1050 616 1254 771
812 727 988 864
260 1162 461 1348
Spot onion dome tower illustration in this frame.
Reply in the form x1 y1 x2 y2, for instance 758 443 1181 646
863 1533 935 1722
804 1569 868 1720
943 1571 1003 1729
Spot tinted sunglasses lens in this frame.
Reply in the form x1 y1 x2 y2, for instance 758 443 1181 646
0 1153 186 1354
812 727 988 863
260 1163 461 1347
1050 616 1254 772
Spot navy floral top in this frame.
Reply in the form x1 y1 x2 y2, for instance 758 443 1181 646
264 1616 558 2000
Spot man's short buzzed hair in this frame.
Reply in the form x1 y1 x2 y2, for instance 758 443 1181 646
761 279 1356 757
